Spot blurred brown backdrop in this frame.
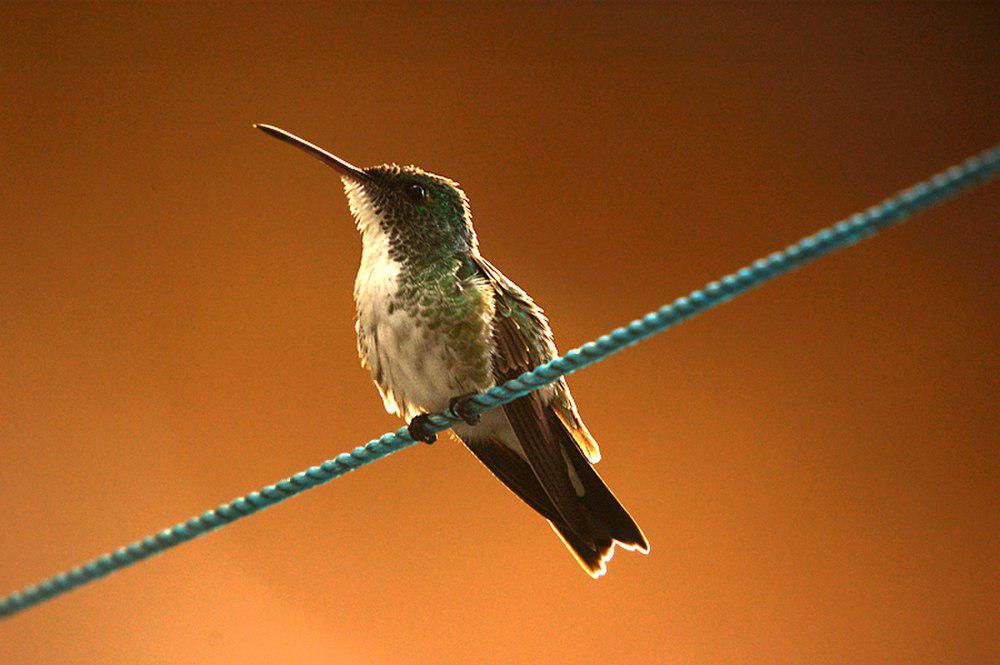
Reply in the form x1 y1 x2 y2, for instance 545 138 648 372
1 2 997 663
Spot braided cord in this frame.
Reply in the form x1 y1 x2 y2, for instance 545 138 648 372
2 144 997 620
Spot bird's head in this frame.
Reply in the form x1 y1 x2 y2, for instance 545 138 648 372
255 124 476 261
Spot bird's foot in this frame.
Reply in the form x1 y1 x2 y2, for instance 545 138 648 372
448 393 481 426
407 415 437 445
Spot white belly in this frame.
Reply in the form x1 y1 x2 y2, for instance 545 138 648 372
357 307 468 419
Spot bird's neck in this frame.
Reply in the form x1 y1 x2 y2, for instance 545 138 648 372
362 220 475 277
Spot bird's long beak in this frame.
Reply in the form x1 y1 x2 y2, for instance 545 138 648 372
254 124 370 183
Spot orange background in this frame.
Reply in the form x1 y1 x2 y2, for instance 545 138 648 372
1 3 997 663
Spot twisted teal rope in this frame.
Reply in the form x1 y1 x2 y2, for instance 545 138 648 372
2 145 997 620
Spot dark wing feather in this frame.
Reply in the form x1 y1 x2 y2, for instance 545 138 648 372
470 256 552 376
463 437 559 522
472 256 600 462
471 256 603 544
464 437 612 577
499 378 601 544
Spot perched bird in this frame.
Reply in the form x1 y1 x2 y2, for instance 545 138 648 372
255 124 648 576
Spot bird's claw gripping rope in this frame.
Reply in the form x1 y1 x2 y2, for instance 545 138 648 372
1 144 997 621
448 393 482 426
407 415 439 444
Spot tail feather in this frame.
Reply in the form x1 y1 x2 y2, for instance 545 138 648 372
549 460 649 578
550 521 614 578
556 413 649 555
462 406 648 577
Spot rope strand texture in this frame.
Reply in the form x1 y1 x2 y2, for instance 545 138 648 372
2 144 997 620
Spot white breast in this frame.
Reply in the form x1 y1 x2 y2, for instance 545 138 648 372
350 188 464 419
353 211 404 403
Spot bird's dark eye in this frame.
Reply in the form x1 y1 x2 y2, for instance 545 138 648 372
404 183 428 203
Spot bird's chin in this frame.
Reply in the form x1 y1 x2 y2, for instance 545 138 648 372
342 175 362 197
344 182 381 234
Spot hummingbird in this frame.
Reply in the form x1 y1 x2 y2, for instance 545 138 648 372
255 124 648 577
